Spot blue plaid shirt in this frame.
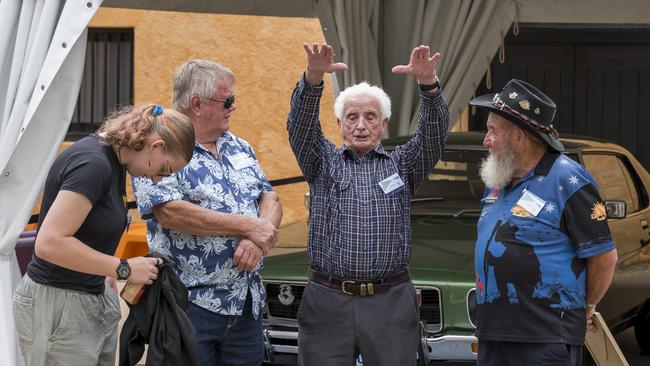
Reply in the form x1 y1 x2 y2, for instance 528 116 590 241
287 77 449 280
132 131 273 319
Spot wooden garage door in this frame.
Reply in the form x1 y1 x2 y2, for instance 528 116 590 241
469 26 650 170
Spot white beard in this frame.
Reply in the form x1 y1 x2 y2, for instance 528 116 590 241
479 144 518 189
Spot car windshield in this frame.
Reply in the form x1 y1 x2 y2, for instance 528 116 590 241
412 149 486 217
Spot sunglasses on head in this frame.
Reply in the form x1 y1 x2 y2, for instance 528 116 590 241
206 94 235 109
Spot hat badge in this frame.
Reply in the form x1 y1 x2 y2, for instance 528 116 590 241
534 107 541 115
509 92 518 99
519 99 531 110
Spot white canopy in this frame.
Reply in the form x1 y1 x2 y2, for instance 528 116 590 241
0 1 514 364
315 0 515 135
0 1 101 364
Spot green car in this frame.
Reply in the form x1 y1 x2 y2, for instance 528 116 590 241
261 132 650 365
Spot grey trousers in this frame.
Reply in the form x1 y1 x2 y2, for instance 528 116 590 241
297 280 420 366
13 275 121 366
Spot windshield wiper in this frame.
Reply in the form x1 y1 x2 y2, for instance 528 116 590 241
453 209 482 218
411 197 445 203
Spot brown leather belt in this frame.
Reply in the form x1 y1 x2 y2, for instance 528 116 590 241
308 269 410 296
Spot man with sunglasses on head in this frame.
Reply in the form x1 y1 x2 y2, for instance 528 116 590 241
132 60 282 366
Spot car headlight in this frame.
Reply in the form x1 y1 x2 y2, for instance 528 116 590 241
467 288 477 328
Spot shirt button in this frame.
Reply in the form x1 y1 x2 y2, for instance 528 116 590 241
363 224 368 228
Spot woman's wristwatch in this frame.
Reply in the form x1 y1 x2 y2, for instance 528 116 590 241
116 259 131 280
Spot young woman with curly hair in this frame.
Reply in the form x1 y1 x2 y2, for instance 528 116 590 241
13 104 194 366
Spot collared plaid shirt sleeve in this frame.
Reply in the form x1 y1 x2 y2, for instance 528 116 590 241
395 90 450 191
287 77 449 280
286 75 336 183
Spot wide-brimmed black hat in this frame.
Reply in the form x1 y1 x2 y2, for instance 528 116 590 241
469 79 564 152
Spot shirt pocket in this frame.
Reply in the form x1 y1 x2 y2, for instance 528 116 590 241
329 177 351 230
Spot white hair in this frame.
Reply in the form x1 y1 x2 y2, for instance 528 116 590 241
334 82 391 120
172 59 235 112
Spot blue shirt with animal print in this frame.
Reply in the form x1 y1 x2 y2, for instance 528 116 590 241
475 152 615 345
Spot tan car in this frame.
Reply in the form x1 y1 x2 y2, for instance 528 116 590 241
568 135 650 354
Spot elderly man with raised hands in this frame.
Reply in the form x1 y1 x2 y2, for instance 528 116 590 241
287 43 449 366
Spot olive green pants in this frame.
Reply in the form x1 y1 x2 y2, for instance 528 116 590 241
13 275 121 366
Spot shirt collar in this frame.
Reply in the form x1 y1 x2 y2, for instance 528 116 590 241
195 131 235 153
507 150 560 191
342 144 388 159
533 151 561 176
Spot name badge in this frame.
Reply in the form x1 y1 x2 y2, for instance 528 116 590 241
516 189 546 217
379 173 405 195
228 153 255 170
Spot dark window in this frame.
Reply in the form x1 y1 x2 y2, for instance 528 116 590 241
67 28 134 139
469 26 650 170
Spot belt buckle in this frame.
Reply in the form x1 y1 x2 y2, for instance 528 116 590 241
341 280 355 295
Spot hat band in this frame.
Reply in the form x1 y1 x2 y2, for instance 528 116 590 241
492 95 559 139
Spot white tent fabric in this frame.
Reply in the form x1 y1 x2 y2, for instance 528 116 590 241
0 1 101 364
315 0 516 136
399 0 516 135
314 0 382 89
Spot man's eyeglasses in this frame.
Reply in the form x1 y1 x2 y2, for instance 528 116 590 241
205 95 235 109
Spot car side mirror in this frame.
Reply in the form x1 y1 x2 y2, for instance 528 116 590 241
604 200 626 219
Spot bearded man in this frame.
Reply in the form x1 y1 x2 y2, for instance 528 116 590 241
469 79 618 366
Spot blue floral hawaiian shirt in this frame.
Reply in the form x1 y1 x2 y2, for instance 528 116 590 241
132 131 273 319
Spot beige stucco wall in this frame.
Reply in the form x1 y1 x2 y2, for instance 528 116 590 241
90 8 342 225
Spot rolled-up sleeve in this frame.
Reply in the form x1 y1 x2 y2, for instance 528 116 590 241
131 175 184 220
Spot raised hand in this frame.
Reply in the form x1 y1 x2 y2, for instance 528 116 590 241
303 42 348 86
391 45 441 85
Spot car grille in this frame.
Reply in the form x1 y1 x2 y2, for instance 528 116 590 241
266 282 305 319
265 282 442 332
